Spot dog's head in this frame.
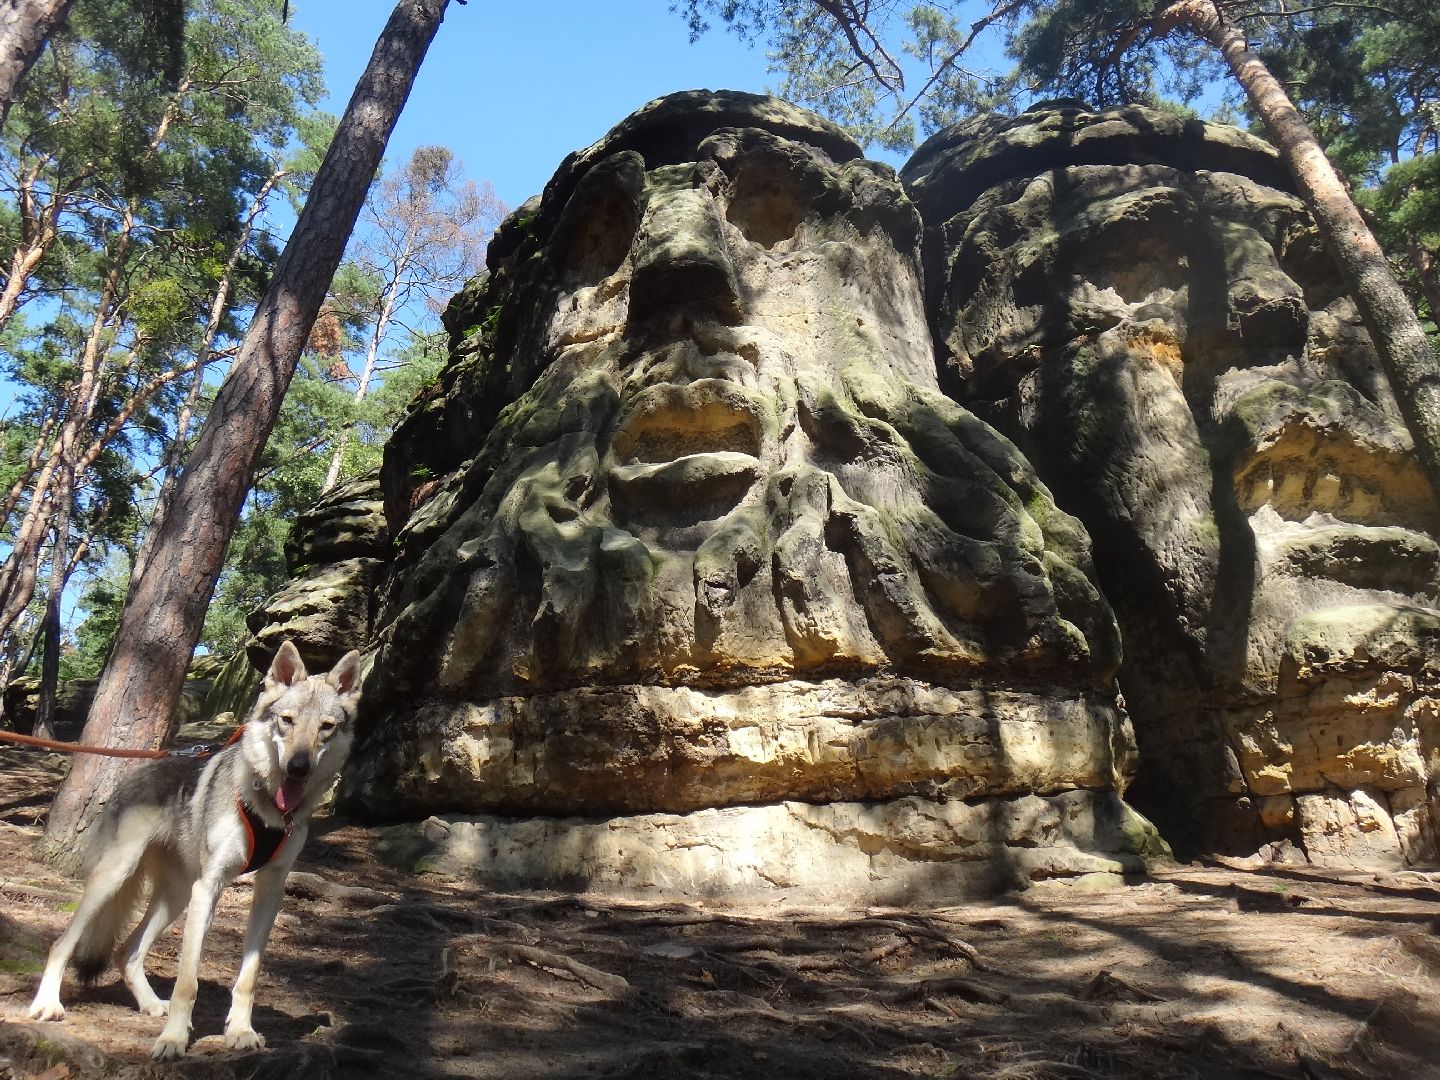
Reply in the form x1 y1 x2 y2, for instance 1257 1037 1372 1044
246 641 364 817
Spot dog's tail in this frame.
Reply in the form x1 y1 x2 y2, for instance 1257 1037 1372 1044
71 855 148 983
70 833 157 984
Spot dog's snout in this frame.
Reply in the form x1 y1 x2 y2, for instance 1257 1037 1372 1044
285 752 311 779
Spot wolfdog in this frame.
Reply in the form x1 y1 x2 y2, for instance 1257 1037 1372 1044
28 640 363 1060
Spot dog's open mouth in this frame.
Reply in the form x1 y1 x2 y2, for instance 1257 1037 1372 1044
276 779 306 816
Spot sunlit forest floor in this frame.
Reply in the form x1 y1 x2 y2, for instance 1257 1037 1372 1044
3 747 1439 1079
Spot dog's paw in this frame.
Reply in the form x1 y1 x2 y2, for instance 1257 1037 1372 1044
151 1033 188 1060
27 997 64 1022
223 1027 266 1052
139 998 170 1018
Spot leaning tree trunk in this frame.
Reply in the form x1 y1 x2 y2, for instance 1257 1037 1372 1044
42 0 453 866
0 0 73 130
1159 0 1440 509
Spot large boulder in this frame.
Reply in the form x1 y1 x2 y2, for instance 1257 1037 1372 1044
905 103 1440 866
323 91 1157 900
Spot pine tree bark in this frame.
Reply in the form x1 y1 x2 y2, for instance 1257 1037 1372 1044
1404 236 1440 329
0 0 72 130
42 0 452 866
1157 0 1440 508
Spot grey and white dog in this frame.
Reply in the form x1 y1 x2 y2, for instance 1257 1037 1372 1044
28 640 363 1060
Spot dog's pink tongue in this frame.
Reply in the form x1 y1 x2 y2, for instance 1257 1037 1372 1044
276 778 305 815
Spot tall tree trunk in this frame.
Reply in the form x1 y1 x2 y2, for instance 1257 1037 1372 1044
42 0 452 866
1159 0 1440 509
33 462 70 741
0 339 199 661
33 601 59 738
0 72 202 647
0 214 133 646
0 0 73 130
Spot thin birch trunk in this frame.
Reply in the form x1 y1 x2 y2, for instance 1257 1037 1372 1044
321 256 407 493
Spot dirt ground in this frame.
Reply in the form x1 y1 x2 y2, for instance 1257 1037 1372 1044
3 748 1440 1080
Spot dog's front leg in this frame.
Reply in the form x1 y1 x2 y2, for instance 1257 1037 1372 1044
151 871 228 1060
222 864 289 1051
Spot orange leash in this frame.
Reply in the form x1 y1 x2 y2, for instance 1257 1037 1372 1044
0 728 223 759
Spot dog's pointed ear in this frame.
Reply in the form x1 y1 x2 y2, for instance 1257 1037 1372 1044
266 640 308 689
326 650 364 699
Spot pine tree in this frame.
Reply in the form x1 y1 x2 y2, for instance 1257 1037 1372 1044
42 0 456 865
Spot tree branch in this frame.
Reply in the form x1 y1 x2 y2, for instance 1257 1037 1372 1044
812 0 904 93
881 0 1027 139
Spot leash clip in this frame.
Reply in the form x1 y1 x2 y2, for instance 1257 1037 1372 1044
172 743 217 759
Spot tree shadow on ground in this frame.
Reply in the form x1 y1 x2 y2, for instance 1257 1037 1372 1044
4 801 1439 1080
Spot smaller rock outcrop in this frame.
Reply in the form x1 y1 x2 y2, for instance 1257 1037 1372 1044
245 472 389 671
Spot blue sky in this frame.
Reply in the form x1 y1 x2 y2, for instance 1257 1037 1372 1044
290 1 781 211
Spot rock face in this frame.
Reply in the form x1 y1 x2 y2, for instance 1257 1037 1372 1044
320 90 1153 899
245 472 389 672
4 668 219 740
904 103 1440 865
380 791 1164 905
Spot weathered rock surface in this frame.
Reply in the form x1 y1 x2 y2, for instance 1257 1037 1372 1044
246 472 389 671
377 789 1164 905
322 90 1152 897
905 102 1440 866
343 680 1134 818
369 93 1118 702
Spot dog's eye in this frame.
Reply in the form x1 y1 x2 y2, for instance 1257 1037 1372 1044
319 720 337 735
275 714 294 729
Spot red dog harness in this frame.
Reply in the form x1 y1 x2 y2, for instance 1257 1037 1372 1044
236 798 290 874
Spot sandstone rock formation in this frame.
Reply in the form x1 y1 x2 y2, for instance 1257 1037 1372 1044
905 103 1440 866
287 91 1158 900
245 471 389 671
4 658 224 740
